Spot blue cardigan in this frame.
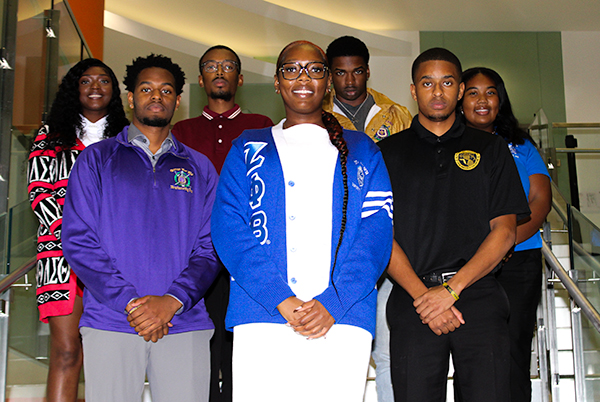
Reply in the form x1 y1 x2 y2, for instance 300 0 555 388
211 126 393 337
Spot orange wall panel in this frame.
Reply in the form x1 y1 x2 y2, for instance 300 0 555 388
68 0 105 59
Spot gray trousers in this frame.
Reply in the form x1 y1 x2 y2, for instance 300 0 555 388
81 327 213 402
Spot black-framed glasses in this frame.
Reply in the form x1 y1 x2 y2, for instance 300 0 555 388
278 62 328 80
201 60 239 73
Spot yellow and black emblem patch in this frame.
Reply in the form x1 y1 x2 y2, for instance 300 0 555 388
454 150 480 171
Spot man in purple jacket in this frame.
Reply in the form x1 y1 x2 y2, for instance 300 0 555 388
62 54 220 402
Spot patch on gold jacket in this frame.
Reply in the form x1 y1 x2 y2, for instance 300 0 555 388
454 150 480 171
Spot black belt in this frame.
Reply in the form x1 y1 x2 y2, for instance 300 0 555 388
421 271 457 285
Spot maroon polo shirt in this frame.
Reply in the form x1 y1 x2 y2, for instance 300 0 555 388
172 105 273 173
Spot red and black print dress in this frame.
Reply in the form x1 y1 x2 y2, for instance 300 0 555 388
28 125 86 322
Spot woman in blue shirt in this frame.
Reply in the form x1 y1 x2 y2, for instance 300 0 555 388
459 67 551 402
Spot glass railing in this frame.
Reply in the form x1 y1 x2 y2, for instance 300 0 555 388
569 207 600 401
2 0 93 399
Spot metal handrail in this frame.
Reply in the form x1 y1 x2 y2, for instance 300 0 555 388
0 258 36 295
542 242 600 333
552 122 600 129
555 148 600 153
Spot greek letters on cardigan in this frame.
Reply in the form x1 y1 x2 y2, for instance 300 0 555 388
244 142 267 176
244 141 269 245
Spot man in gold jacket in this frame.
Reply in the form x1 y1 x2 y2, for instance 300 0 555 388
322 36 412 142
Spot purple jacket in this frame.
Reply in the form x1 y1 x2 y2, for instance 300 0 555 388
62 126 219 334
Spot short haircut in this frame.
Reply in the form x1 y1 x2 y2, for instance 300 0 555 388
123 54 186 95
326 36 369 66
199 45 241 73
411 47 462 83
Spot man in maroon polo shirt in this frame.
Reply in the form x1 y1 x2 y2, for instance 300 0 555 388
172 45 273 173
172 45 272 402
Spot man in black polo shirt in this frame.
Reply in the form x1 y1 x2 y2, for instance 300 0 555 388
378 48 530 401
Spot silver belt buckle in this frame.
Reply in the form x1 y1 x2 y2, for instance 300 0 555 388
441 271 457 282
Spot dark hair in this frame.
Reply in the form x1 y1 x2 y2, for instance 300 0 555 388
322 111 349 282
275 41 347 285
412 47 462 83
326 36 370 66
45 58 129 148
123 54 186 95
275 40 328 70
460 67 533 145
199 45 241 73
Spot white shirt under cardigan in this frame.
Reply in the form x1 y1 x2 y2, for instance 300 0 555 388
78 115 108 147
271 120 338 302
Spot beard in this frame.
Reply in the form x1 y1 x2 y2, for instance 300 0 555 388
133 100 172 127
423 111 453 122
210 89 233 102
139 115 171 127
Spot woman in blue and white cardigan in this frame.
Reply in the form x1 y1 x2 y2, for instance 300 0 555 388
211 40 393 402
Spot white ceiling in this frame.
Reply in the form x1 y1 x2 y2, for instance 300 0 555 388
105 0 600 61
102 0 600 115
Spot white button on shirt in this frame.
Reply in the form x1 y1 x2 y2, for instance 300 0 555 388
272 120 338 301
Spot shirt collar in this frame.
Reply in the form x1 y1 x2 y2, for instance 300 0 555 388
80 114 108 127
126 123 175 150
412 113 465 144
202 104 242 121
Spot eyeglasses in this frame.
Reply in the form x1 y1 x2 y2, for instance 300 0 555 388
201 60 239 73
278 62 328 80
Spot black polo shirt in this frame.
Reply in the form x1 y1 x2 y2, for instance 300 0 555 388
378 115 530 277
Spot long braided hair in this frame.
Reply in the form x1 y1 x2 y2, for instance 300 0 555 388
276 41 349 282
322 110 349 279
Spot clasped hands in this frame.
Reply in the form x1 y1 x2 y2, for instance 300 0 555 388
413 285 465 336
277 296 335 340
126 295 182 343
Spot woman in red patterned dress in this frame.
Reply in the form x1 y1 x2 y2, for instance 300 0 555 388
28 58 128 402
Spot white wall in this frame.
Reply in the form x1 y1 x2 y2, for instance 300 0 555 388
562 32 600 227
368 31 420 117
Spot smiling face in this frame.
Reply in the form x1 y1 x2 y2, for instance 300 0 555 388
461 73 499 133
274 43 331 128
79 66 113 122
128 67 180 128
411 60 464 125
199 48 243 102
330 55 369 106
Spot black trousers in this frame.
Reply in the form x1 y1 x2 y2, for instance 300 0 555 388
388 275 510 402
204 266 233 402
495 249 543 402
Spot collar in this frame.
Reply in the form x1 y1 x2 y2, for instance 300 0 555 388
324 87 397 112
412 114 465 144
80 114 108 128
126 122 174 147
201 104 242 121
117 124 188 158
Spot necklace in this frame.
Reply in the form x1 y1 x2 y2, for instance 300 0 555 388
335 94 370 128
